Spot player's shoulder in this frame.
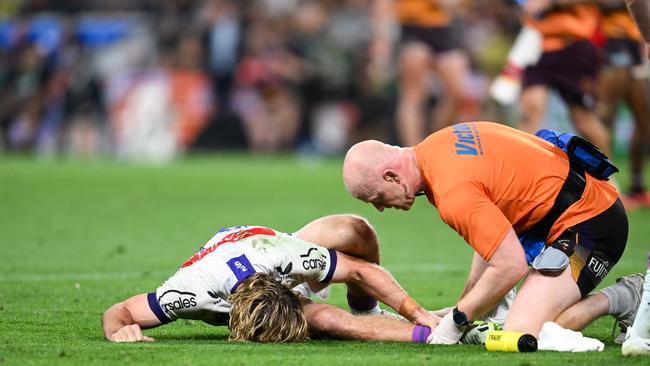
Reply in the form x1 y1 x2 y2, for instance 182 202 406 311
207 225 282 243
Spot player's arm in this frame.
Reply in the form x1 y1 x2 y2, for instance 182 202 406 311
102 293 162 342
324 252 440 329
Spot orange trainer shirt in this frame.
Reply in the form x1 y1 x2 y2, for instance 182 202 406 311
396 0 451 28
414 122 618 261
602 9 642 41
524 4 600 52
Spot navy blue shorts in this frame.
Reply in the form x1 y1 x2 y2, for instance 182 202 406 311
400 24 461 54
560 198 628 296
523 41 603 109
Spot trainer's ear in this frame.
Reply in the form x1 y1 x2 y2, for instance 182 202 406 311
383 170 400 183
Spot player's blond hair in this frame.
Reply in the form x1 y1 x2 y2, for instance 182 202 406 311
228 273 308 343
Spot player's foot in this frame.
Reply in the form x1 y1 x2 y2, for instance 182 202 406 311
622 325 650 356
599 273 644 340
378 309 406 321
461 321 500 345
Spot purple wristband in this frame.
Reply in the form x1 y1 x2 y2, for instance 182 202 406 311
411 325 431 343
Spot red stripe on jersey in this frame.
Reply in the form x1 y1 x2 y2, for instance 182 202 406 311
180 227 276 268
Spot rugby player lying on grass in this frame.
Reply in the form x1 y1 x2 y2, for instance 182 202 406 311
102 214 441 343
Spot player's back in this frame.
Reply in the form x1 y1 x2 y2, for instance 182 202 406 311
414 122 618 242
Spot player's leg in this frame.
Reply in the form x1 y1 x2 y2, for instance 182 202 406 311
623 73 650 204
295 214 381 313
396 42 432 146
622 253 650 355
569 105 612 157
554 292 610 331
303 301 430 342
430 50 469 131
560 41 611 156
295 214 379 264
595 66 626 131
518 85 548 134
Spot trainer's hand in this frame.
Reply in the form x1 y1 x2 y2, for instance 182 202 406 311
110 324 154 343
427 312 465 345
429 306 453 318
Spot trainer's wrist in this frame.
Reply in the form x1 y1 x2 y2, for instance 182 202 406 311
452 307 471 327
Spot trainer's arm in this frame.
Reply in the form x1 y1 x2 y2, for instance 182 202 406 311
326 252 440 329
455 229 528 320
102 293 162 342
460 252 489 299
625 0 650 58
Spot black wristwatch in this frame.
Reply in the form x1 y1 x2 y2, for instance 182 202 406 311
452 307 470 327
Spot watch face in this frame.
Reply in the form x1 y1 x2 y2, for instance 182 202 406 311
453 308 468 326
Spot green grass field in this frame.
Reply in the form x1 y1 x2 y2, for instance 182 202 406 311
1 154 649 365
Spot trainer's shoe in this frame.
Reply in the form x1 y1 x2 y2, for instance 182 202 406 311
598 273 644 340
622 325 650 356
460 321 500 345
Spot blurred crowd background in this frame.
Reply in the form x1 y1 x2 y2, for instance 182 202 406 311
0 0 646 164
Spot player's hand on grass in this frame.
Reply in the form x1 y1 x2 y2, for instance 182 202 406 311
110 324 154 343
427 311 464 345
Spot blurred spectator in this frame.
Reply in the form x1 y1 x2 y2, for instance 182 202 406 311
0 0 643 162
110 32 214 162
231 12 300 153
201 0 241 119
386 0 472 147
597 0 650 207
517 0 611 155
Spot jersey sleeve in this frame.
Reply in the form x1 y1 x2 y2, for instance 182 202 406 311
147 269 231 325
437 183 512 261
272 234 337 284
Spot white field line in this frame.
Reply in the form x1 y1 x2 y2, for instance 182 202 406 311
0 271 172 282
0 261 643 282
0 264 462 282
387 263 466 273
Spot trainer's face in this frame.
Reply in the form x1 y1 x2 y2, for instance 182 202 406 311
367 179 415 212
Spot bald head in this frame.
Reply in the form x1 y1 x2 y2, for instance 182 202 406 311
342 140 399 199
343 140 424 211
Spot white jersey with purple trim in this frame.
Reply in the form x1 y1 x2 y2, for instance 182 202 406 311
147 226 336 326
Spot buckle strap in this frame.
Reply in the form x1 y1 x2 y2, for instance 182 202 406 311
527 158 586 240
